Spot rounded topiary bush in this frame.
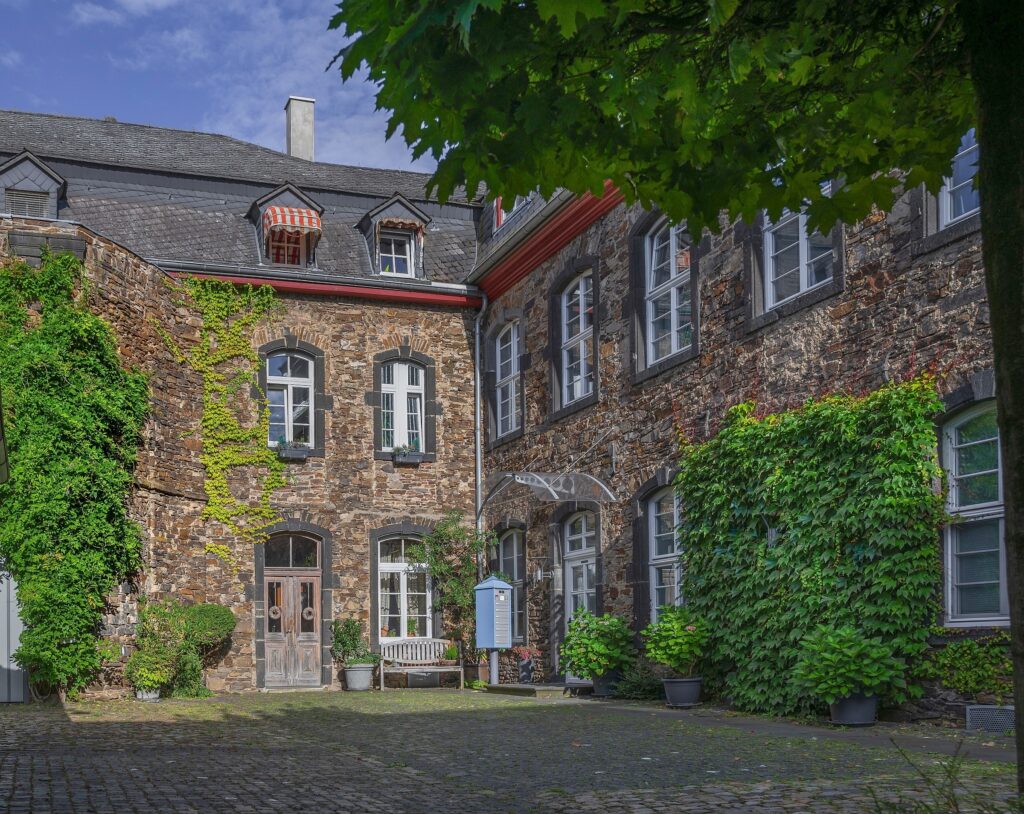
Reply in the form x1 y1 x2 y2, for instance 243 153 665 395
184 604 236 651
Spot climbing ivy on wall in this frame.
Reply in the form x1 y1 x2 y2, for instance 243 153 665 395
0 253 149 696
677 376 947 716
159 277 284 565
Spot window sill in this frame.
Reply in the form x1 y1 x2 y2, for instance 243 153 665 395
911 212 982 258
273 445 323 461
392 451 426 466
487 426 524 452
632 345 698 385
747 277 843 333
549 391 598 424
943 618 1009 629
374 450 437 464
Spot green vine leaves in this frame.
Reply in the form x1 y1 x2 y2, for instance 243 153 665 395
156 277 284 573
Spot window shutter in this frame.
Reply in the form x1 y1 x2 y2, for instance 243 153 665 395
632 509 651 629
6 190 49 218
517 533 527 589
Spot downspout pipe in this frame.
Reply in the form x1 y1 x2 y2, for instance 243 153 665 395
474 290 490 580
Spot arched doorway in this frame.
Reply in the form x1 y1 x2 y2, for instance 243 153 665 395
262 533 323 688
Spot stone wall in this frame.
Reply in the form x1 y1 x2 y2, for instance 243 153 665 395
481 191 994 698
1 218 478 693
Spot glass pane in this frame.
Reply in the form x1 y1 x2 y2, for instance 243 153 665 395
958 551 1000 583
267 581 283 633
380 614 401 638
958 584 1000 616
379 540 404 564
571 564 584 592
650 226 672 288
951 183 980 221
958 472 999 506
407 572 427 593
290 356 310 379
958 439 998 475
267 354 289 377
300 582 315 633
675 284 692 350
772 268 800 303
265 537 290 567
380 572 401 593
407 365 421 387
292 423 310 445
956 519 1001 554
956 410 997 445
807 231 833 286
292 537 318 568
407 394 422 449
393 256 409 276
649 292 672 361
267 387 286 407
770 219 801 277
292 387 310 407
381 363 394 386
564 284 581 339
406 593 427 617
410 616 427 637
581 275 594 330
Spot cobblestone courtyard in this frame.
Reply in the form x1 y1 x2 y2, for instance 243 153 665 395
0 690 1017 813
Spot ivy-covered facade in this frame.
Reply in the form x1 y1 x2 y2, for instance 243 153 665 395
0 109 1004 718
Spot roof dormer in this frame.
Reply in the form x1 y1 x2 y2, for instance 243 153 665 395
356 193 431 279
248 183 324 268
0 150 66 219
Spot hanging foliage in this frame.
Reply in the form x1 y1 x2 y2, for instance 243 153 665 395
676 375 947 716
0 253 149 695
157 277 284 567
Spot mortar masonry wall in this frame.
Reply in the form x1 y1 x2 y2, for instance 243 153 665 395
480 194 996 719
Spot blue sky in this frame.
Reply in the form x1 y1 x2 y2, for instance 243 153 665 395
0 0 434 172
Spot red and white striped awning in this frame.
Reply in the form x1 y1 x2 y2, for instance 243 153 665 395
262 206 322 236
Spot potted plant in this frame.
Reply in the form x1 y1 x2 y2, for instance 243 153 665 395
330 619 380 691
642 606 709 708
124 648 174 701
559 611 635 696
793 624 907 726
391 443 424 465
512 645 542 683
276 439 311 461
438 642 460 666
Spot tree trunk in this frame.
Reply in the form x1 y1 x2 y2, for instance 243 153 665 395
961 0 1024 792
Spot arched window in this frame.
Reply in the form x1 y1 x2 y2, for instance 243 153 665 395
645 222 693 364
266 350 314 447
563 511 597 627
495 321 521 438
378 537 431 639
943 402 1006 625
381 361 425 451
560 273 595 406
648 488 683 621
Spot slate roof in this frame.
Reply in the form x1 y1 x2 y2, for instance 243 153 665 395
0 110 481 285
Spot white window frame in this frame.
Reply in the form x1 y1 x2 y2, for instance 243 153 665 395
267 230 307 267
378 537 432 639
563 511 597 633
649 488 683 621
762 209 834 311
266 351 314 448
645 221 693 364
939 129 980 230
942 402 1007 627
379 231 414 277
560 272 595 407
496 529 525 641
380 361 425 451
495 321 520 437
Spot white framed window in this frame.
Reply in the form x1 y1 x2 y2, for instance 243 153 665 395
494 529 525 641
649 488 683 621
5 189 49 218
268 230 307 266
560 272 595 406
495 322 521 437
646 221 693 363
381 361 424 451
379 232 413 276
943 402 1007 626
762 210 833 310
563 511 597 631
266 351 314 447
378 537 432 638
939 129 980 230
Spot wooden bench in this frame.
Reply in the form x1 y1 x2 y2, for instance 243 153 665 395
379 638 464 690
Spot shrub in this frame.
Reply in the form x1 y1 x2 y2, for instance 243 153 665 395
920 633 1012 699
642 606 709 677
613 658 667 700
330 618 379 666
559 611 635 680
793 624 907 705
184 604 236 651
124 648 174 693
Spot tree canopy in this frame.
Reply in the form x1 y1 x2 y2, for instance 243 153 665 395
331 0 974 233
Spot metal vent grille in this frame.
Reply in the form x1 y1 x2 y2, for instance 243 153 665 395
5 190 49 218
966 704 1015 733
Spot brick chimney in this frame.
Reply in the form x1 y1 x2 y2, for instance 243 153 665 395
285 96 315 161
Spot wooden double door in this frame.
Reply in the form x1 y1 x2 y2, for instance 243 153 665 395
264 572 321 688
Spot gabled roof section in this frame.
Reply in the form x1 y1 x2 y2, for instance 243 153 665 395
356 192 432 236
0 149 67 196
247 182 324 221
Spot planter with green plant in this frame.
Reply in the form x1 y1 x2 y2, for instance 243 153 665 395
123 648 174 701
793 624 907 726
642 606 709 707
391 443 424 465
330 619 380 691
275 439 312 461
559 611 635 696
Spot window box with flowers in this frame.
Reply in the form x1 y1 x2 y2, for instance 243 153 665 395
391 443 425 465
276 440 312 461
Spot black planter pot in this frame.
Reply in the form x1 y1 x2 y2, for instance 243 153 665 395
392 451 425 465
664 677 702 708
829 693 878 726
592 670 621 697
277 446 311 461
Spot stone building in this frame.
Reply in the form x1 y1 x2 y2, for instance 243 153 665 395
0 106 1001 710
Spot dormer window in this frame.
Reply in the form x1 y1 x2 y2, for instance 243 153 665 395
379 231 413 276
268 230 305 266
261 205 322 268
6 190 49 218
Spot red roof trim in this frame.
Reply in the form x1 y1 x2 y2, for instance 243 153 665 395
480 181 625 299
166 271 481 308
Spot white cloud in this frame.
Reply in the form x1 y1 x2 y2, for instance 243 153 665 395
109 26 206 70
114 0 181 13
71 2 126 25
0 51 23 69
